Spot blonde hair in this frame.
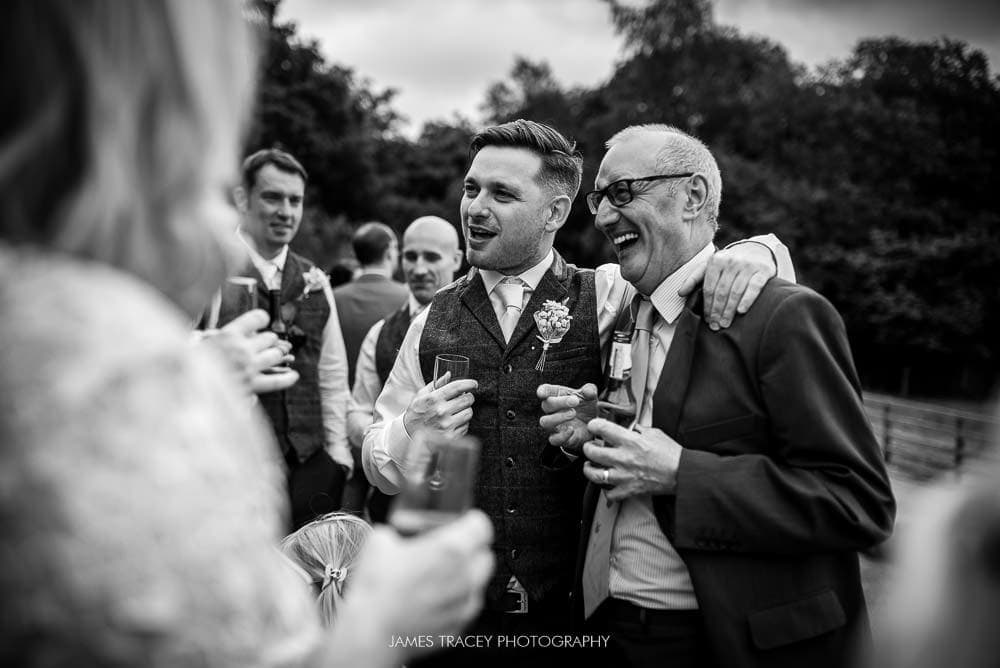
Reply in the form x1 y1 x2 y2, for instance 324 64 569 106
280 513 373 626
0 0 258 317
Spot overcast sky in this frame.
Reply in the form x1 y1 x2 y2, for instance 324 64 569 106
279 0 1000 135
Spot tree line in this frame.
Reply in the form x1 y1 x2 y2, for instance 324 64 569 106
246 0 1000 399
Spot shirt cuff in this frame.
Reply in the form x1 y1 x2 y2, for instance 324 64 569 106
724 238 777 272
385 414 413 470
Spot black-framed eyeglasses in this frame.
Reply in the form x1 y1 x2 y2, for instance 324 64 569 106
585 173 694 214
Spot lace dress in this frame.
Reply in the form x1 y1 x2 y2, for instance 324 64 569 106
0 248 322 667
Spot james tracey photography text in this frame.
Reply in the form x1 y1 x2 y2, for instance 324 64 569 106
389 634 612 649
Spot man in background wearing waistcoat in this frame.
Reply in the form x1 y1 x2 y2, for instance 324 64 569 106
542 125 894 667
336 221 409 514
363 120 790 665
220 148 352 531
346 216 462 521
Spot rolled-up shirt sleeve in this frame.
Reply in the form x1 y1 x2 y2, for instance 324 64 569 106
361 308 429 494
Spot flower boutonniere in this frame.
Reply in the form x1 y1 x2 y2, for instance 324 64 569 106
533 300 572 372
299 266 330 301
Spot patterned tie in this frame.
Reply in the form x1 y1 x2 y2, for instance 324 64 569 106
494 277 525 343
582 296 656 619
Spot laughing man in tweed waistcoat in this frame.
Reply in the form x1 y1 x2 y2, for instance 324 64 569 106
362 120 791 666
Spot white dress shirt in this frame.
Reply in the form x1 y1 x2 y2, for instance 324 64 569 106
346 293 424 449
362 235 794 494
240 233 353 473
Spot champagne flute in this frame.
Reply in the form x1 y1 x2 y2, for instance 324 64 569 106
433 353 470 383
389 432 480 537
427 354 472 488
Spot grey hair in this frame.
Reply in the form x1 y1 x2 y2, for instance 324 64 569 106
606 124 722 230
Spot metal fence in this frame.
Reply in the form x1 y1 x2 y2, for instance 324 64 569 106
863 392 1000 481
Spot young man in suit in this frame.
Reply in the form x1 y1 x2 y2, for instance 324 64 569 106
221 148 352 530
541 124 895 667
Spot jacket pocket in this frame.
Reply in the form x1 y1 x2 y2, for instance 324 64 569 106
747 588 846 650
680 414 762 449
539 344 590 363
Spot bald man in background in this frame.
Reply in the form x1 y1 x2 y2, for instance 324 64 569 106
344 216 463 519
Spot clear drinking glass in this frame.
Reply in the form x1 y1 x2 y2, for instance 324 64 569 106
433 353 470 382
388 432 480 537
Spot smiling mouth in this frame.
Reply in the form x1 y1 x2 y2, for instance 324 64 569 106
611 232 639 253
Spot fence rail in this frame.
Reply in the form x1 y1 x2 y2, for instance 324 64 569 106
863 392 999 480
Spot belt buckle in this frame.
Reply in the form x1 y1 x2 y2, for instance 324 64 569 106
506 588 529 614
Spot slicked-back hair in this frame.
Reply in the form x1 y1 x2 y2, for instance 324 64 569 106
241 148 308 193
606 124 722 230
469 119 584 200
352 221 398 266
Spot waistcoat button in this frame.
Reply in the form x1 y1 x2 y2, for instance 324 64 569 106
505 364 513 373
510 548 519 559
505 457 515 468
505 409 516 420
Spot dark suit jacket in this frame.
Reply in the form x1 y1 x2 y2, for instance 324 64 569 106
575 279 895 668
332 274 408 387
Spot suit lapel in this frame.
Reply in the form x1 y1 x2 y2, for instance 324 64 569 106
507 252 570 350
280 252 307 304
650 294 702 437
459 269 507 348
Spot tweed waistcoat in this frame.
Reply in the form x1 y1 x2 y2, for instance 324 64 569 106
419 253 601 601
218 251 329 462
374 303 412 386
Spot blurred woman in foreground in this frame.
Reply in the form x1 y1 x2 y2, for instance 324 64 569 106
0 2 492 666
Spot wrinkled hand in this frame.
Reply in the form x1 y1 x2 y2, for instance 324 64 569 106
582 419 682 501
537 383 599 454
201 310 298 394
334 510 495 662
678 241 776 330
403 372 478 438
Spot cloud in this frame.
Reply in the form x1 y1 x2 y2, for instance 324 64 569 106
281 0 623 132
281 0 999 134
715 0 1000 66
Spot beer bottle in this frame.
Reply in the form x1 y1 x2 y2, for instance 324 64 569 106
267 289 288 340
597 330 637 427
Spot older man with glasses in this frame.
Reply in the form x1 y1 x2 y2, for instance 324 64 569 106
541 124 893 668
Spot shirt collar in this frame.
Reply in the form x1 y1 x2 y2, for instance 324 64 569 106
408 293 425 317
480 249 554 296
648 242 715 325
238 229 289 274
